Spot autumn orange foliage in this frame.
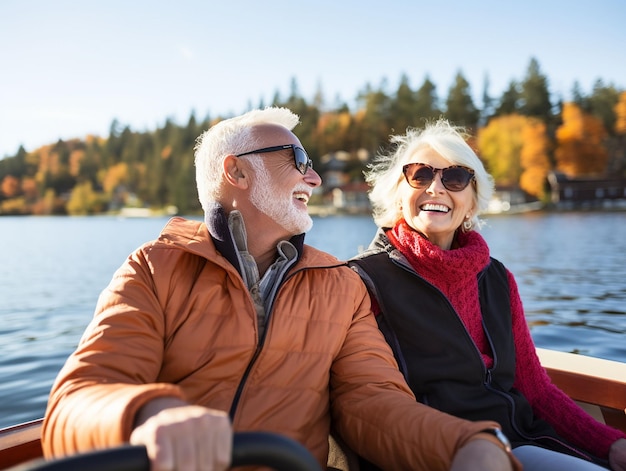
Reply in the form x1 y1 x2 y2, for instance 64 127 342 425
555 103 608 176
520 119 551 198
615 92 626 135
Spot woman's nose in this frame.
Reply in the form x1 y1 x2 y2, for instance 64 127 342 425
426 171 445 192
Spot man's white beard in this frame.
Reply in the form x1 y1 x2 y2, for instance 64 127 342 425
248 158 313 234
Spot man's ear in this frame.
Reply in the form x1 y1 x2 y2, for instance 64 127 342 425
223 154 250 190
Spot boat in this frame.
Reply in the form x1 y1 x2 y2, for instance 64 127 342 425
1 349 625 470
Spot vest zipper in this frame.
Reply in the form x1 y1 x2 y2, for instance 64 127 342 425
483 382 597 462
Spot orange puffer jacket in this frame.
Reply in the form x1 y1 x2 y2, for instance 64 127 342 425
42 217 499 470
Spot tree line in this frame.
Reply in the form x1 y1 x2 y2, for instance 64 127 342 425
1 58 625 216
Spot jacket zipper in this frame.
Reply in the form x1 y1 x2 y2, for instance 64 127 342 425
228 261 347 420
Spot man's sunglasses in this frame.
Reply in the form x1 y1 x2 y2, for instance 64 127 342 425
235 144 313 175
402 162 475 192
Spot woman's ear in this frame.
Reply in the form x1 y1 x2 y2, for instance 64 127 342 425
223 154 250 190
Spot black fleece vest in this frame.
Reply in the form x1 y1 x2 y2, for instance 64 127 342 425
351 251 605 465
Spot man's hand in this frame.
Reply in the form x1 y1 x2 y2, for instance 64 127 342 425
450 438 520 471
130 397 232 471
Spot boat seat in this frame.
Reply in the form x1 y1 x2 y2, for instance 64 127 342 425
537 348 626 432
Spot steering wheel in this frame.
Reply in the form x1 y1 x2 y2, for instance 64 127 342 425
9 431 322 471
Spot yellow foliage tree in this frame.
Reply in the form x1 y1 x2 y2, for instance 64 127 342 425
102 162 129 194
69 149 86 177
615 91 626 135
555 102 608 176
477 114 526 186
66 181 104 215
1 196 27 214
519 119 552 199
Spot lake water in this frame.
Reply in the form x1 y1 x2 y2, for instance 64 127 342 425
1 211 625 429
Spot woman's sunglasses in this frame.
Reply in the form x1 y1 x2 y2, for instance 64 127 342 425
402 162 475 192
235 144 313 175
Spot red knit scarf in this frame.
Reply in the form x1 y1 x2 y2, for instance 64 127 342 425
386 219 495 366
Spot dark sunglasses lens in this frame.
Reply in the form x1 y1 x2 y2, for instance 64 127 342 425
442 168 472 191
407 165 435 188
294 147 310 174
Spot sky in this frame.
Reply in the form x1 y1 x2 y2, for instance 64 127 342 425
1 0 625 159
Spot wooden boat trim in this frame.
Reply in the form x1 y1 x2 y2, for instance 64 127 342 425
0 419 43 470
536 348 626 431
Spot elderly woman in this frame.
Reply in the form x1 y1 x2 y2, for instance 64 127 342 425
350 120 626 471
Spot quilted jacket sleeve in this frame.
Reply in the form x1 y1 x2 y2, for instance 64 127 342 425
42 245 187 457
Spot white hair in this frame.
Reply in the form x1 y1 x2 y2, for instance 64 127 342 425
194 107 300 211
366 119 494 230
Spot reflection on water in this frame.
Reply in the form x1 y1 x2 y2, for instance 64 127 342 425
0 212 625 428
481 212 626 362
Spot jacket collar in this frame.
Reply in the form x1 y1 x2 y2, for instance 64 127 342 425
351 227 394 259
203 202 305 274
350 227 413 270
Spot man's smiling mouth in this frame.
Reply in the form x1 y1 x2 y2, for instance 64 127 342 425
294 192 310 205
